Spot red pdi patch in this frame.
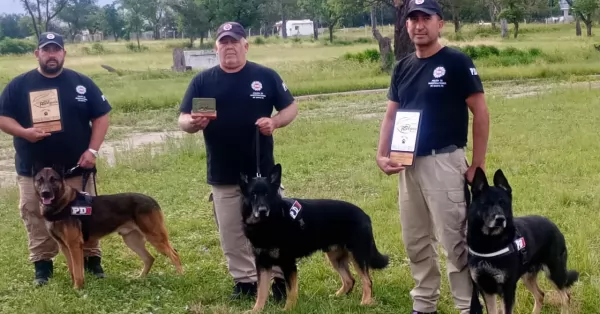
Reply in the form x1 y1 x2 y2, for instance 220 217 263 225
515 237 526 250
71 206 92 215
289 200 302 219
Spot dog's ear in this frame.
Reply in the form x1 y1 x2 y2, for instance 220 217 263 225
493 169 512 195
269 163 282 188
471 167 489 197
239 172 249 193
52 164 65 178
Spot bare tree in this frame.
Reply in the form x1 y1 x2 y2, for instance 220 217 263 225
21 0 69 40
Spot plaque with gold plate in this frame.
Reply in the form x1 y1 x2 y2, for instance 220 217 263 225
192 98 217 120
389 109 422 167
28 88 63 133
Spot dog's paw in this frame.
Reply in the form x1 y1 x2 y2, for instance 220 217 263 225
360 298 375 306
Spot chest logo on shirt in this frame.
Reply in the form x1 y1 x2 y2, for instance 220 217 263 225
75 85 88 102
429 66 447 88
250 80 266 99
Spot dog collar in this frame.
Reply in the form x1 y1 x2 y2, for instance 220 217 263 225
468 237 526 258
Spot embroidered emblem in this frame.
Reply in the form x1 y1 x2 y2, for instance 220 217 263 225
71 206 92 215
76 85 87 95
289 200 302 219
46 33 55 39
514 237 526 251
415 0 424 4
433 66 446 78
223 23 232 31
251 81 263 91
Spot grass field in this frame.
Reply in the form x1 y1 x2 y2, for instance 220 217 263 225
0 23 600 313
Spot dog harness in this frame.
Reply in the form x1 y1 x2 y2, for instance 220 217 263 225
467 236 526 258
282 198 305 228
43 191 94 242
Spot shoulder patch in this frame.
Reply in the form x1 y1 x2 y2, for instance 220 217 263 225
289 200 302 219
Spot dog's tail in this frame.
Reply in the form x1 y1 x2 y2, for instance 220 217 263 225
565 270 579 288
369 239 389 270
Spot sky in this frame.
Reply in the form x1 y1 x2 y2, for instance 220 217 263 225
0 0 115 14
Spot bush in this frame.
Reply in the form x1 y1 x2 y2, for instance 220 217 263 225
342 48 380 63
0 38 36 55
448 44 546 66
80 42 111 55
125 42 149 52
254 37 265 45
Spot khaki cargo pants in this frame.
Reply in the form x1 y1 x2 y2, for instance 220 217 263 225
398 147 472 314
210 184 285 283
18 174 101 263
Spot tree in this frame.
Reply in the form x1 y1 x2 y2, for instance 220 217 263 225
167 0 209 46
100 3 126 41
57 0 99 41
0 13 33 38
20 0 69 40
497 0 524 38
569 0 598 36
439 0 467 32
141 0 165 39
319 0 365 43
120 0 145 49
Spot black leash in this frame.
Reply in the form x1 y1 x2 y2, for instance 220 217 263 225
255 126 261 178
66 165 98 195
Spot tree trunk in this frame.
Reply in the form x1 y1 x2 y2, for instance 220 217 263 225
513 22 519 38
575 19 581 36
586 21 592 36
313 18 319 40
329 25 334 43
136 32 140 50
393 0 415 61
281 0 287 39
371 6 393 72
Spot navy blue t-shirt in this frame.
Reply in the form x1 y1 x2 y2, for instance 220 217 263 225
387 46 484 156
0 68 112 178
179 61 294 185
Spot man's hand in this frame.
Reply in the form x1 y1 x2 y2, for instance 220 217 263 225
21 127 50 143
78 150 96 169
256 117 277 136
188 114 210 132
465 164 485 184
376 156 405 175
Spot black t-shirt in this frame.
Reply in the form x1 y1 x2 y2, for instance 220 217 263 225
179 61 294 185
0 68 112 177
387 46 484 156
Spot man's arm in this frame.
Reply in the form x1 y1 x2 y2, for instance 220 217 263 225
467 93 489 169
272 100 298 129
88 114 109 151
86 80 112 152
0 116 26 138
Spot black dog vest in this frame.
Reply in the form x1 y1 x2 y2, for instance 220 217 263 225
43 192 94 242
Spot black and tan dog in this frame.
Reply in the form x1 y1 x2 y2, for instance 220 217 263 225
467 167 578 314
33 164 183 289
239 163 389 312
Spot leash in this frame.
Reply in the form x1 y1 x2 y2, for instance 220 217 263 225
66 165 98 195
255 126 261 178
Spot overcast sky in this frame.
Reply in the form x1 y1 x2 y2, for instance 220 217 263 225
0 0 116 14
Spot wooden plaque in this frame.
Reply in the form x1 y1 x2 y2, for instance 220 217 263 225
192 98 217 120
389 109 422 167
29 89 62 133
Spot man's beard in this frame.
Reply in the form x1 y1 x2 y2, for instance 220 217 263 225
39 59 63 75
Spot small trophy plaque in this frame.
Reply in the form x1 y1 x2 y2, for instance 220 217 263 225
389 109 422 167
29 89 62 133
192 98 217 120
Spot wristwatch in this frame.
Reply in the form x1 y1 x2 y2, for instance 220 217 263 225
88 148 99 158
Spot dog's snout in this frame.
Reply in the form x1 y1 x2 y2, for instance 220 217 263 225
41 190 52 197
494 215 506 226
258 205 268 212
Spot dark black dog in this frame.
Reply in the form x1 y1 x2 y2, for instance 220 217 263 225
467 167 578 314
238 163 389 312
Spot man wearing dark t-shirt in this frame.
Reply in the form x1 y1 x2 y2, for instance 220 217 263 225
178 22 298 301
0 32 112 286
376 1 490 314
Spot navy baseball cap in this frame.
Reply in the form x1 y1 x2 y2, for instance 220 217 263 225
216 22 247 41
38 32 64 49
407 0 443 19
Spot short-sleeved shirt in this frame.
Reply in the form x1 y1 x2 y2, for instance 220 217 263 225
387 46 484 156
0 68 112 178
179 61 294 185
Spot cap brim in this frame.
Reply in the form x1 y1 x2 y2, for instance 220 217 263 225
39 41 64 49
216 31 243 41
407 8 440 18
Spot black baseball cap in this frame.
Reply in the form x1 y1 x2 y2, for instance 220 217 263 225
38 32 64 49
216 22 247 41
407 0 443 19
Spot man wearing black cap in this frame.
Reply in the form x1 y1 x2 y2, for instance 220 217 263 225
375 0 490 313
0 31 112 286
178 22 298 301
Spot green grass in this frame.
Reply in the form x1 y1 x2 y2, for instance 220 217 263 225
0 84 599 313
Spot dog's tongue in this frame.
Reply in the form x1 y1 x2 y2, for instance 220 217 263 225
42 197 54 205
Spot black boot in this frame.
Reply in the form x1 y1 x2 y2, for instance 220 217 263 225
271 278 287 303
33 260 53 286
84 256 106 278
230 281 257 300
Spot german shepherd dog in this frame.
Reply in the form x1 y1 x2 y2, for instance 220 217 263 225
467 167 578 314
33 164 183 289
238 163 389 312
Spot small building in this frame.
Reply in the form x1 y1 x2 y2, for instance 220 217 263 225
274 19 314 37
